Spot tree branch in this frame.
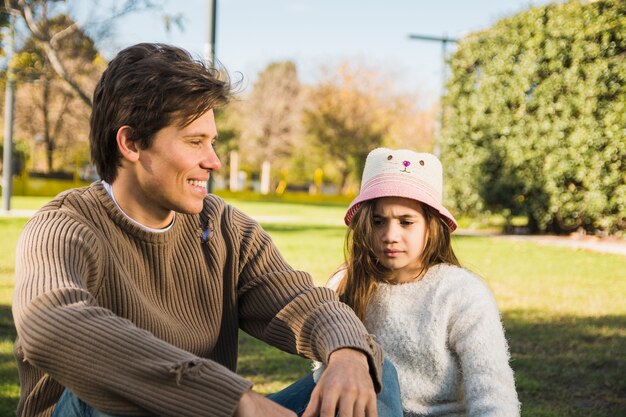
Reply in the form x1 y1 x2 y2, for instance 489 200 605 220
41 42 92 106
17 0 93 107
50 22 79 47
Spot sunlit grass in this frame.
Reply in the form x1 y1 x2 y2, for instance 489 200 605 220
453 236 626 317
1 197 624 416
6 196 52 211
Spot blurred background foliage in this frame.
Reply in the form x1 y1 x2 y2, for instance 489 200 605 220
442 0 625 235
0 0 624 237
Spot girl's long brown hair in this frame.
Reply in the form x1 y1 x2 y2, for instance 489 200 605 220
337 199 460 321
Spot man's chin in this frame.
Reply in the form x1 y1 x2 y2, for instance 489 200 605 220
176 202 205 215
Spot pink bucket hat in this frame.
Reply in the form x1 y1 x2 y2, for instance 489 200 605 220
344 148 457 231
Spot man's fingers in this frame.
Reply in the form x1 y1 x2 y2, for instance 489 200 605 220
301 385 320 417
336 395 355 417
307 349 378 417
350 392 370 417
365 391 378 417
319 385 340 417
304 381 376 417
342 384 376 417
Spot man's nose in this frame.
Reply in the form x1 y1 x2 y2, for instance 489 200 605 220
201 144 222 171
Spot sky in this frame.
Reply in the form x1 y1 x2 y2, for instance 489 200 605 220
79 0 554 106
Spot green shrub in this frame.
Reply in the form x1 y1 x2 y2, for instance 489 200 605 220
443 0 625 234
3 176 92 197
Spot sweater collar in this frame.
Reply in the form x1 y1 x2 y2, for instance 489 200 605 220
378 264 447 289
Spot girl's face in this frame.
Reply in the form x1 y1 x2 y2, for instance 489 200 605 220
372 197 428 284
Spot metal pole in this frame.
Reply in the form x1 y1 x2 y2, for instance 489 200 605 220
207 0 217 66
407 34 458 158
436 37 450 158
206 0 217 193
2 15 16 213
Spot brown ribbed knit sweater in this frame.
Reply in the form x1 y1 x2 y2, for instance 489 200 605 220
13 183 382 417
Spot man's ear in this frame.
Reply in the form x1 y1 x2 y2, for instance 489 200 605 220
116 126 140 162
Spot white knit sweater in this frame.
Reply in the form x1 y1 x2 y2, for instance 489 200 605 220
362 264 520 416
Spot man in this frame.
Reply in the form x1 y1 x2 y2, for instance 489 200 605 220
12 43 384 417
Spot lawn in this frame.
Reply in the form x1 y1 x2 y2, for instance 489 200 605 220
0 197 624 416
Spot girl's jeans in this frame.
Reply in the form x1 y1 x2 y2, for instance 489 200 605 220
52 357 403 417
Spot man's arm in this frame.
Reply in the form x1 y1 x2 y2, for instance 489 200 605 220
227 205 382 416
13 211 252 417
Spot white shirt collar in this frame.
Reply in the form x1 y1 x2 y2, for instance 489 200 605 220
101 181 175 233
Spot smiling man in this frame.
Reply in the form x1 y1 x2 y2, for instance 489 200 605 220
12 43 385 417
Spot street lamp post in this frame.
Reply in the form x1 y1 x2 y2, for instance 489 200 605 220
2 15 16 213
206 0 217 193
408 33 458 158
206 0 217 67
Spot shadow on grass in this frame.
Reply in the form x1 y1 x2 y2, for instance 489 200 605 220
504 310 626 417
237 331 310 393
0 304 19 417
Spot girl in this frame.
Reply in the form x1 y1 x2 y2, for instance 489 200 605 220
327 148 520 416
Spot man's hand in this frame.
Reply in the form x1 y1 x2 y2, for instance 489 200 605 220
234 389 296 417
302 348 377 417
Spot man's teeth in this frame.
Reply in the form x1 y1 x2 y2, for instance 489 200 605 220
188 180 206 187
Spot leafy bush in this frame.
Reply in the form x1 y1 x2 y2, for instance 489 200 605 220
442 0 625 234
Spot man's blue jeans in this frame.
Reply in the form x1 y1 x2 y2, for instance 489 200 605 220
52 358 403 417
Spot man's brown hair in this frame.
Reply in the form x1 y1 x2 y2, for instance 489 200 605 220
90 43 233 183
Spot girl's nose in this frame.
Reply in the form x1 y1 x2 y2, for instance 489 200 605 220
382 223 399 243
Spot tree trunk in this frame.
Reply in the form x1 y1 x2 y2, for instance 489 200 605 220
260 160 271 195
339 168 351 195
42 77 53 172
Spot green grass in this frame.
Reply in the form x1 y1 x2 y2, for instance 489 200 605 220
9 196 54 211
0 217 26 417
1 197 625 416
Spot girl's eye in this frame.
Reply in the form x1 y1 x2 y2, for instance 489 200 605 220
373 219 384 226
400 221 414 226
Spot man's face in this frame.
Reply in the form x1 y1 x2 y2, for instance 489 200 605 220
121 109 221 227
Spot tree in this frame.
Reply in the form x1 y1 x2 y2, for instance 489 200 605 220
212 105 241 190
2 0 93 106
1 0 170 108
0 0 173 173
233 61 303 191
385 97 437 153
443 0 625 234
303 63 396 193
11 13 102 172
